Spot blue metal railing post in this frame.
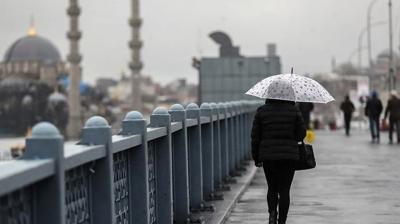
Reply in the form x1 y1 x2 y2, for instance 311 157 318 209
120 111 150 224
238 102 245 163
210 103 222 190
149 107 173 224
169 104 191 223
233 102 241 170
80 116 116 224
24 122 66 224
218 103 229 182
186 103 204 211
200 103 214 201
226 103 235 175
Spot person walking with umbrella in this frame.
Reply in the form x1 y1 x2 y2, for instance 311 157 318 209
384 90 400 144
365 90 383 143
247 72 334 224
340 95 355 136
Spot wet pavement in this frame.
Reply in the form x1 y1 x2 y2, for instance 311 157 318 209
225 131 400 224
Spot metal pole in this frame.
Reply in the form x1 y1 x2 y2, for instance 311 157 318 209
359 21 386 73
358 29 367 72
388 0 394 91
367 0 380 68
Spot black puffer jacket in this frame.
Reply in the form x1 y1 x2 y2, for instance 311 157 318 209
251 99 306 162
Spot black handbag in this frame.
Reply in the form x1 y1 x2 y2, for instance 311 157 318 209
295 142 316 170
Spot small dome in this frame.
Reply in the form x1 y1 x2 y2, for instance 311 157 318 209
48 92 67 103
4 35 61 64
377 50 399 60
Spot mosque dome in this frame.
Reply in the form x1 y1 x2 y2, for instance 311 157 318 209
3 31 61 65
377 50 399 60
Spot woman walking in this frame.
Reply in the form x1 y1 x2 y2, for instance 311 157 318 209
246 72 333 224
251 97 306 224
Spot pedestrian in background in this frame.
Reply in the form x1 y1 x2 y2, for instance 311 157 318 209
251 98 306 224
365 91 383 143
384 90 400 144
298 102 314 129
340 95 355 136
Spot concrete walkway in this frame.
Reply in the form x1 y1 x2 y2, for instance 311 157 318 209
225 131 400 224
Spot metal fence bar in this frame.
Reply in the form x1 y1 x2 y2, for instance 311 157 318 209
149 107 173 223
200 103 214 201
186 103 203 210
218 103 229 181
210 103 222 190
169 104 190 223
227 103 236 175
80 116 115 224
120 111 150 224
24 122 66 224
239 103 245 163
0 100 258 224
234 103 241 170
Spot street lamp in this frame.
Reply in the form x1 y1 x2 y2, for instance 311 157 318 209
349 46 367 64
358 21 386 71
388 0 394 91
367 0 381 68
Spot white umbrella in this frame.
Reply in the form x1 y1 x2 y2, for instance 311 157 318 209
245 73 335 103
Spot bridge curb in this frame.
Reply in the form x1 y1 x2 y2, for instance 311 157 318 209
204 164 259 224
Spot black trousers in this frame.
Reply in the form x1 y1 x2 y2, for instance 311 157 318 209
389 119 400 142
369 116 380 140
263 160 295 222
344 114 352 135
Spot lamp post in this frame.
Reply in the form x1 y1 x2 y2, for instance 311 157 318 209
388 0 394 91
367 0 381 68
358 21 386 71
349 46 367 64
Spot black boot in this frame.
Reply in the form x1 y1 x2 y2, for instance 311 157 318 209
278 217 286 224
269 210 277 224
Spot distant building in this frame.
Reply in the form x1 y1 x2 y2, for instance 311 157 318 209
196 31 281 103
370 50 400 94
0 24 68 135
0 25 66 87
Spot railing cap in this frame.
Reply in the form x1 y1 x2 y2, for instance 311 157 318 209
153 107 169 115
31 122 61 138
217 102 226 109
186 103 199 110
200 102 211 109
209 102 217 108
125 111 144 120
169 104 185 111
84 116 109 128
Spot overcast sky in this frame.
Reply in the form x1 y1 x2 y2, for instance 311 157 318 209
1 0 399 84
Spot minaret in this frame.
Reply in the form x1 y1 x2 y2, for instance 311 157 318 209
129 0 143 110
66 0 82 139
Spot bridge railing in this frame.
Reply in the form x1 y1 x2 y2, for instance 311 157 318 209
0 100 261 224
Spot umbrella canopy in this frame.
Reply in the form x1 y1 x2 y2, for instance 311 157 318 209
245 73 335 103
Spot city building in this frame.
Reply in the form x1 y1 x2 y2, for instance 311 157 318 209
0 25 66 87
0 25 68 135
195 31 281 103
